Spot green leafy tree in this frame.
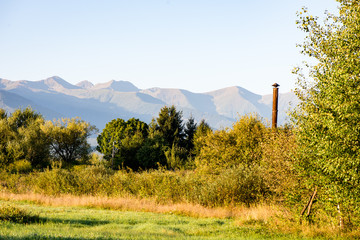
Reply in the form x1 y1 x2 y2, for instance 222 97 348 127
192 119 212 157
135 132 165 169
0 107 50 169
43 117 97 165
17 117 50 168
0 109 7 119
7 107 41 130
0 116 12 167
195 114 267 173
97 118 148 169
293 0 360 222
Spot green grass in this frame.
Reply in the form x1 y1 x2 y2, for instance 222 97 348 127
0 200 329 240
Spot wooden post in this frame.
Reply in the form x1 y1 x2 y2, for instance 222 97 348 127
299 186 318 224
272 83 280 129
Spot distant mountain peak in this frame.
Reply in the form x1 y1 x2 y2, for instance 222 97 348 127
76 80 94 89
93 80 139 92
43 76 80 90
0 76 298 130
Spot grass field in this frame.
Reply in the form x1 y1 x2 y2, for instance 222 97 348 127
0 199 324 240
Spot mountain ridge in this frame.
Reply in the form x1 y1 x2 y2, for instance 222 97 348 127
0 76 298 130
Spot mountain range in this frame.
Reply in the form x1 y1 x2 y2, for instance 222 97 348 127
0 76 299 130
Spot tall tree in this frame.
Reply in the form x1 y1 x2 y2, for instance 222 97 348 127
136 106 188 169
156 105 185 148
184 116 197 153
97 118 148 169
0 107 50 169
43 118 97 165
0 115 12 167
293 0 360 219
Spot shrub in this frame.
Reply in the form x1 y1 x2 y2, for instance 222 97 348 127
33 168 78 195
187 166 269 207
195 114 268 173
7 160 32 174
261 128 298 199
72 165 113 195
0 204 39 223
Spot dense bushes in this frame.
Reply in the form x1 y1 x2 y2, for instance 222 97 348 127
195 114 268 173
0 165 269 207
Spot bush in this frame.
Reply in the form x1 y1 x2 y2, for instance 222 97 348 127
7 160 32 174
0 204 39 223
186 166 268 207
260 128 298 199
33 168 78 195
72 165 113 195
2 166 269 207
195 114 268 173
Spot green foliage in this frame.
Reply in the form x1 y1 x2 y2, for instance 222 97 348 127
43 117 97 165
34 167 79 195
192 119 212 156
164 143 188 170
0 108 96 170
0 204 39 223
7 160 33 174
195 114 268 173
0 108 6 119
136 133 166 169
293 1 360 221
7 107 41 130
184 116 197 154
0 107 50 169
137 106 193 170
260 128 298 199
97 118 148 170
0 118 13 167
3 166 269 207
155 105 185 148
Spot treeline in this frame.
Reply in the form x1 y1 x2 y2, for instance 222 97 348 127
0 105 278 174
0 108 96 172
97 105 210 170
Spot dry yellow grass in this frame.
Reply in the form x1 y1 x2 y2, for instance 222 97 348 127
0 191 284 220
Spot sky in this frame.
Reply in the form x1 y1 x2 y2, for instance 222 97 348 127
0 0 339 95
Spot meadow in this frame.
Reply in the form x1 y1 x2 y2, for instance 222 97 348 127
0 199 339 240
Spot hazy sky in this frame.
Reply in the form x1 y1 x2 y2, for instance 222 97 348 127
0 0 339 94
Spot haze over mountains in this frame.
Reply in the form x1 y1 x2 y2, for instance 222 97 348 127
0 76 298 130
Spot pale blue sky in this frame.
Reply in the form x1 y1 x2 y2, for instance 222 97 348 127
0 0 338 94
